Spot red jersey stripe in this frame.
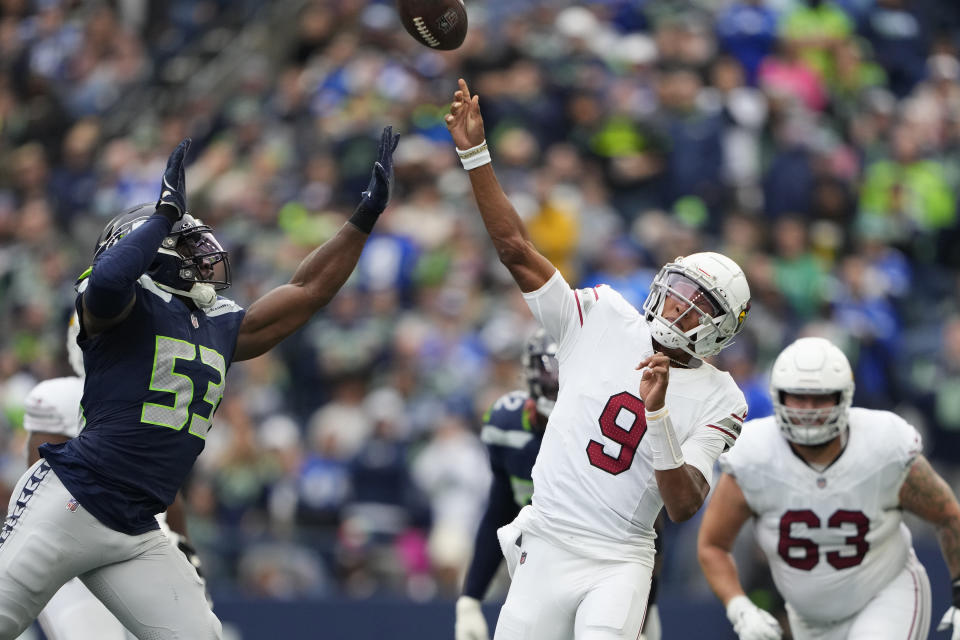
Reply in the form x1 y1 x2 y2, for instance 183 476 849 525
707 424 738 441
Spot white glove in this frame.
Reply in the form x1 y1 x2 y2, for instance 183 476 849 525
456 596 490 640
938 606 960 640
726 595 782 640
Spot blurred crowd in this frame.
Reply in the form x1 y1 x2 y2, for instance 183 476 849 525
1 0 960 606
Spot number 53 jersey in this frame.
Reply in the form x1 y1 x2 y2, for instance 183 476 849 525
720 410 922 624
41 276 244 535
517 271 747 564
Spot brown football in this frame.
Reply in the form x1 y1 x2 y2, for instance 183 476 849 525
396 0 468 51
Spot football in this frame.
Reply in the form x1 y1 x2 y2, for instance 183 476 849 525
396 0 468 51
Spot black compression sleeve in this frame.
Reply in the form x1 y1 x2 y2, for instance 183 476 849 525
84 211 175 318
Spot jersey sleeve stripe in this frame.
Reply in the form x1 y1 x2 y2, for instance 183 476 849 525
730 413 744 423
707 424 738 441
592 287 599 301
574 290 584 327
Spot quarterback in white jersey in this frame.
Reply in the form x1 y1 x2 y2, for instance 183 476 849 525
20 315 203 640
447 78 751 640
698 337 960 640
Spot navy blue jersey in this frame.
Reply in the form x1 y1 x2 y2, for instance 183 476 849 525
463 390 543 599
479 390 542 507
41 276 244 534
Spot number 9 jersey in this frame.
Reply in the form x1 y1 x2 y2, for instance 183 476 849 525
517 271 747 564
40 275 244 535
720 409 923 623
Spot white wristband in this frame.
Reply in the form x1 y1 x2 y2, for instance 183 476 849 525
456 140 491 170
645 407 685 470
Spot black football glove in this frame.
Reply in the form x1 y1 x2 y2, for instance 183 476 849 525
156 138 191 219
349 126 400 233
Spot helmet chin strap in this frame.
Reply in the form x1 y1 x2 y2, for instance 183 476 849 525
185 282 217 308
156 282 218 308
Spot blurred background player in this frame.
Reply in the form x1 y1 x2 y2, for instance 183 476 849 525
698 336 960 640
0 127 398 638
446 77 750 640
23 313 207 639
456 329 664 640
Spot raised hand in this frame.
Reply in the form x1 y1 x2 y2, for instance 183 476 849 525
363 125 400 214
351 126 400 234
636 353 671 412
157 138 191 218
445 78 486 150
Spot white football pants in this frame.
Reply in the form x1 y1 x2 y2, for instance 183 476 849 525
0 461 220 640
493 531 652 640
786 549 931 640
37 578 132 640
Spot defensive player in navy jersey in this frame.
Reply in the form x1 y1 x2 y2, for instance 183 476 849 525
0 127 399 639
455 330 663 640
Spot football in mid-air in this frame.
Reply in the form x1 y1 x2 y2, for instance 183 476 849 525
396 0 468 50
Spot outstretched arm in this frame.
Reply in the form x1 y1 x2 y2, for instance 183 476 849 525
445 78 554 293
698 473 783 640
900 455 960 578
697 473 753 604
899 455 960 639
82 139 191 337
234 127 399 361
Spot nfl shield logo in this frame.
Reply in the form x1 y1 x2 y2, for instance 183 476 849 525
65 499 79 512
816 477 827 489
519 551 527 565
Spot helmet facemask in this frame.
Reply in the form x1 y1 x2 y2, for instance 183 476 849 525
773 390 851 446
644 270 727 358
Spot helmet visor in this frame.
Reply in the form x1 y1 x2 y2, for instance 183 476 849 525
176 229 230 289
662 272 721 318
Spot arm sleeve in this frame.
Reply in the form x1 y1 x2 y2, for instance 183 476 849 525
84 211 175 318
681 427 729 489
522 269 599 357
462 463 521 600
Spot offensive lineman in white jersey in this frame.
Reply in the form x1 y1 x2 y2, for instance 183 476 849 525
20 315 205 640
446 78 752 640
698 337 960 640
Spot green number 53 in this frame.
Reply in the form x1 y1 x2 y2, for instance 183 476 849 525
141 336 226 439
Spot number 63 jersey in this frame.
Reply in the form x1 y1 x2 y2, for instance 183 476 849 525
720 410 923 624
41 275 244 535
516 271 746 565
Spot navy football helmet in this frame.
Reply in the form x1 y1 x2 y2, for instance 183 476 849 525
523 328 559 418
94 203 231 306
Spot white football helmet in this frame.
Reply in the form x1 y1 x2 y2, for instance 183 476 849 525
67 311 84 378
770 337 855 446
642 252 751 359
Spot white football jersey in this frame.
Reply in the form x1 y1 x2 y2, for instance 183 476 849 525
23 376 84 438
516 271 747 563
721 409 922 623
